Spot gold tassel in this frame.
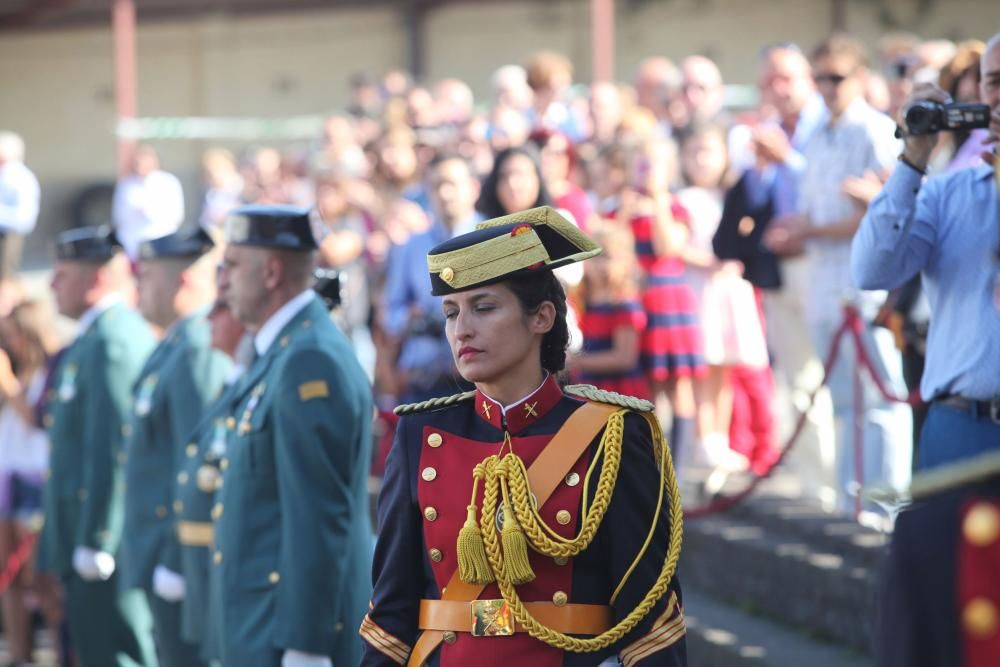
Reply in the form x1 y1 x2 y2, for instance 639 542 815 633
500 477 535 584
456 477 494 585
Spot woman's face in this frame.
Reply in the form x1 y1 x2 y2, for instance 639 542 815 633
539 135 571 186
442 283 548 385
681 132 727 189
496 153 541 214
590 157 625 200
316 180 349 222
379 139 418 183
956 69 981 103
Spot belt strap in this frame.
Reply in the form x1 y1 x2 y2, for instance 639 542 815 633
406 400 618 667
936 396 1000 421
176 521 213 547
419 599 613 636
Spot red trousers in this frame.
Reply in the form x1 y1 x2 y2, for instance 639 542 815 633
729 365 779 475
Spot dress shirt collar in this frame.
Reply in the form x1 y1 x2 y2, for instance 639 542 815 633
77 294 121 337
253 289 316 358
824 96 870 129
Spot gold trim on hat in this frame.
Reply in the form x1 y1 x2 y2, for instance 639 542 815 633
427 206 602 292
429 234 549 292
474 206 602 265
428 227 542 272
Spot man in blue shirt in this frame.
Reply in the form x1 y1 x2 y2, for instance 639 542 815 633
852 31 1000 470
381 154 482 403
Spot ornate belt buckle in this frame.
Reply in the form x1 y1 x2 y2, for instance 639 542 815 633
471 599 514 637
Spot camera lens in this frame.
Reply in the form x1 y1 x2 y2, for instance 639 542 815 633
905 101 940 135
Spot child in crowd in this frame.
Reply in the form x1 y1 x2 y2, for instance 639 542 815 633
0 301 61 666
677 124 776 477
606 136 704 460
569 222 649 398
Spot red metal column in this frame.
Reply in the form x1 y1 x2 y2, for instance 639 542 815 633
113 0 137 176
591 0 614 83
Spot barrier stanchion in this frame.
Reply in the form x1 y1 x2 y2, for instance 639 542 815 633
852 325 864 519
684 304 921 520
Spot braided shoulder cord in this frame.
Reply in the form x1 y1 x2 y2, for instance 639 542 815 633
563 384 655 413
392 390 476 416
476 409 684 652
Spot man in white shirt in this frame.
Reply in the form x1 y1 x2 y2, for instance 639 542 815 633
767 34 912 518
112 144 185 259
0 131 40 277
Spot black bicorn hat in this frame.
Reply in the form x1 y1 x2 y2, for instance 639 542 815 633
137 226 216 261
54 225 122 263
426 206 601 296
223 204 318 251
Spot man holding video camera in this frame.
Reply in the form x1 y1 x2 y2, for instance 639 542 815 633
852 31 1000 471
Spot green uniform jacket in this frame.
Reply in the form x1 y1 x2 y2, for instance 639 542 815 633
213 296 373 666
174 377 243 662
41 301 157 573
121 314 230 592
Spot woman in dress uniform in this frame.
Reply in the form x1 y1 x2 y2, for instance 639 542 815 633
361 206 687 667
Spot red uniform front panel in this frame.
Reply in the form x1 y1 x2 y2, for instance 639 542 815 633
417 426 592 667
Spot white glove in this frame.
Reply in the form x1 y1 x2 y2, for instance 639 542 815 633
281 650 332 667
72 546 116 581
153 564 187 602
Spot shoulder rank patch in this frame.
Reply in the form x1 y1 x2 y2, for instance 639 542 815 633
563 384 655 412
393 390 476 416
298 380 329 401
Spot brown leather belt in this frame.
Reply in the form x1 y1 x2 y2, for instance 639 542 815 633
419 599 612 636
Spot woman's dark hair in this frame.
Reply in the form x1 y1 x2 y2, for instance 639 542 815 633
476 145 554 219
504 269 569 374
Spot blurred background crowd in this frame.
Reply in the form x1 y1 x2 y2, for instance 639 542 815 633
0 0 998 662
4 26 991 512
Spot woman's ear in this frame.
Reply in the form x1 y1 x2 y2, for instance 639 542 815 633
530 301 556 336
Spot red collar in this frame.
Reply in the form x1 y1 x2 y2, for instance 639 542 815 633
474 373 564 434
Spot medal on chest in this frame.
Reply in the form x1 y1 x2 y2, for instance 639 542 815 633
134 374 158 417
209 418 228 457
58 364 78 402
238 382 266 435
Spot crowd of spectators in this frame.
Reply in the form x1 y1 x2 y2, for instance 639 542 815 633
1 30 993 534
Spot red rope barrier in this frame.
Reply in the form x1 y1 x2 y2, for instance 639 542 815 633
0 531 37 595
684 304 920 519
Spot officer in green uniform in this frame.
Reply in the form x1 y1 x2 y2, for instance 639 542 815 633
120 227 231 667
41 226 158 666
171 298 249 664
212 204 373 667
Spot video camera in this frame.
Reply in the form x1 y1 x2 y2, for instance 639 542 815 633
312 268 342 311
904 101 991 136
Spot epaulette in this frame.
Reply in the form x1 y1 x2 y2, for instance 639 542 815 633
867 450 1000 504
393 390 476 416
563 384 655 413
